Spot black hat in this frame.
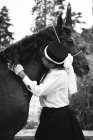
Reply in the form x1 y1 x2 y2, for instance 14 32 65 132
41 41 69 65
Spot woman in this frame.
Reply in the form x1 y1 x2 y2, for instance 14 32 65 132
9 41 85 140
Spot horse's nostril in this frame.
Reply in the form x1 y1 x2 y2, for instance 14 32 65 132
85 64 90 71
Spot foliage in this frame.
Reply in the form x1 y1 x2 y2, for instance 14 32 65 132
31 0 54 32
72 31 84 44
31 0 84 32
31 0 65 32
79 108 93 130
0 6 14 49
70 76 89 115
79 42 91 54
70 58 93 130
69 33 93 129
72 12 85 30
81 27 93 43
72 26 93 55
77 27 93 55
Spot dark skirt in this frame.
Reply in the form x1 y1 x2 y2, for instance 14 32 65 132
35 105 85 140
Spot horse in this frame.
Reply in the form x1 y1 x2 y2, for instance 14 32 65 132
0 3 89 140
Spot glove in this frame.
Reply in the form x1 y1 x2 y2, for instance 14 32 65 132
13 64 24 75
8 63 24 75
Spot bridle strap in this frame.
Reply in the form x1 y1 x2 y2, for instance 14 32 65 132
52 25 83 57
74 51 82 57
52 24 61 43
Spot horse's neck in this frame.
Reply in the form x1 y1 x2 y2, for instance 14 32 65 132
0 69 9 79
0 69 18 85
23 61 45 83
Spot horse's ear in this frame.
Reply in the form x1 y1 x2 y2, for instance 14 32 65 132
65 3 72 28
56 13 64 34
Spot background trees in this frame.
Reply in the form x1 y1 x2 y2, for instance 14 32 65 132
31 0 84 32
31 0 63 32
0 6 14 50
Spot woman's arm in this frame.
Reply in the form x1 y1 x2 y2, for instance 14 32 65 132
18 70 26 79
10 64 65 97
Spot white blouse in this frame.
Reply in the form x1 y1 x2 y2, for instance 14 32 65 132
23 69 71 108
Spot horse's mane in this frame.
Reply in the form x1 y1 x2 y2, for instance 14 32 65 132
0 26 55 66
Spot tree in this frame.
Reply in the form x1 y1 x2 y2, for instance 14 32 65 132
31 0 65 32
31 0 84 32
78 27 93 54
81 27 93 43
71 12 85 29
0 6 14 49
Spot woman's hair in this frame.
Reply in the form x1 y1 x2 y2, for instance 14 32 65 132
54 63 64 69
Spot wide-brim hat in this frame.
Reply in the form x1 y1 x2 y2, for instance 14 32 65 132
40 41 69 65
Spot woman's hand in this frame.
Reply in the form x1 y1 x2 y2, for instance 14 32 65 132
8 63 25 79
13 64 24 75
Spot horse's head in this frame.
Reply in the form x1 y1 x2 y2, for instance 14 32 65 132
62 3 89 77
44 3 89 77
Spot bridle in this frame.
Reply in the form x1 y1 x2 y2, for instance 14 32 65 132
74 51 82 57
52 24 83 57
